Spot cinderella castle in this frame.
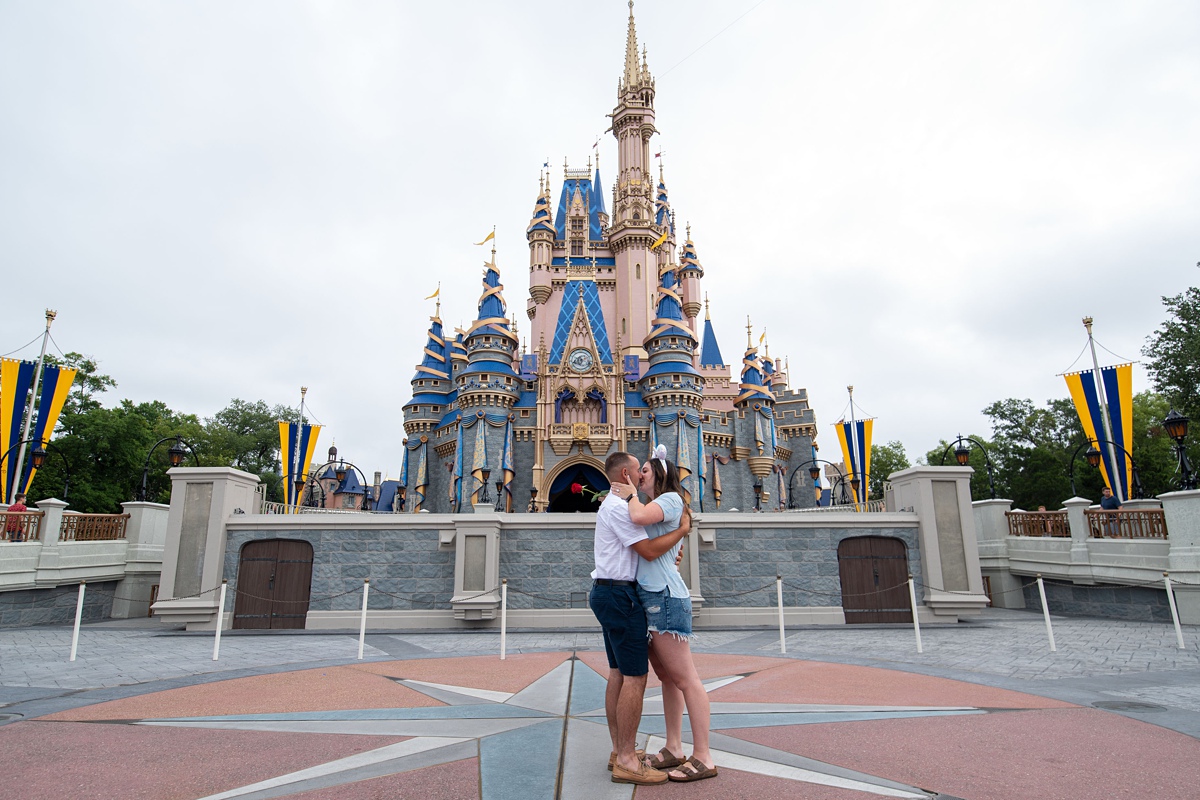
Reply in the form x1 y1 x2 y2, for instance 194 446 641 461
399 3 818 513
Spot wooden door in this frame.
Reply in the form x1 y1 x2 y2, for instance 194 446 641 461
233 539 314 630
837 536 912 624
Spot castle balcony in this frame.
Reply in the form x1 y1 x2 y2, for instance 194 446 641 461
548 422 614 456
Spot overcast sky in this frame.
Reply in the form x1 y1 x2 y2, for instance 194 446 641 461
2 0 1198 479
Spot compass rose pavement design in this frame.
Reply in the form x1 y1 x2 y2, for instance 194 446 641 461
9 650 1200 799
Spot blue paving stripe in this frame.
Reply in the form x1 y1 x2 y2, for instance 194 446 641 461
162 704 553 722
637 708 982 734
567 659 608 717
480 718 564 800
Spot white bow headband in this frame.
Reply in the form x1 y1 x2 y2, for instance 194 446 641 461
652 444 668 471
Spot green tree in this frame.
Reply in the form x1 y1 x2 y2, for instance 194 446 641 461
1143 286 1200 427
869 440 910 497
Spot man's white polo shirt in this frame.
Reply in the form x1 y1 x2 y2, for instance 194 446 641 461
592 492 648 581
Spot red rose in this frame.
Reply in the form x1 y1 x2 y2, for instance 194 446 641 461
570 483 584 494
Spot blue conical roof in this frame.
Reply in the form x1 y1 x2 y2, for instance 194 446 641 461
700 317 725 368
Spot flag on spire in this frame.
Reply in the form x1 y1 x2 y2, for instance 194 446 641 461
474 230 495 246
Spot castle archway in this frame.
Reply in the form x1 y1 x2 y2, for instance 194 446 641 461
544 458 610 513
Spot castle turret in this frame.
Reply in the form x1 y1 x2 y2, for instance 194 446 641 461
402 301 451 436
527 173 554 311
678 223 703 324
457 253 520 411
640 262 703 412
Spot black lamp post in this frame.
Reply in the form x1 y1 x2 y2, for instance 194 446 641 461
136 436 199 501
479 468 491 505
939 434 998 500
494 477 505 511
787 458 843 509
1068 437 1144 499
528 486 539 512
1164 410 1195 491
396 486 406 512
753 478 763 512
0 438 72 502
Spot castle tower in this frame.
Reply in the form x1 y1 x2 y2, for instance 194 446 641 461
735 320 777 481
526 173 554 311
458 254 520 411
402 301 451 436
609 0 661 358
678 224 704 327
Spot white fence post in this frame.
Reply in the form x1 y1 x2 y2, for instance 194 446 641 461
500 579 508 661
1164 572 1186 650
212 581 227 661
907 575 923 654
1036 575 1057 652
358 579 370 659
776 575 786 654
69 581 85 662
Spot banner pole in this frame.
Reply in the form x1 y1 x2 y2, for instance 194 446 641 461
11 310 55 503
1164 572 1185 650
500 579 508 660
1036 575 1057 652
212 581 227 661
907 575 922 653
358 579 370 659
69 580 85 662
1083 317 1123 502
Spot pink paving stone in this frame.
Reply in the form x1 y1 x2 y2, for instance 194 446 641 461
704 658 1075 709
575 650 788 688
727 707 1200 800
354 651 573 692
0 721 405 800
635 770 900 799
46 664 444 722
280 757 480 800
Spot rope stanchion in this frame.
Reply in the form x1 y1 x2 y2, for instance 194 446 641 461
212 581 228 661
907 575 922 653
1164 573 1185 650
358 579 370 660
1036 575 1056 652
775 575 786 654
69 581 85 662
500 579 508 660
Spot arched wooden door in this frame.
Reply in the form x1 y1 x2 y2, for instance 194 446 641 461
233 539 314 629
837 536 912 624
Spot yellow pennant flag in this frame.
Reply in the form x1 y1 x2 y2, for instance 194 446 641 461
650 230 669 249
474 230 495 246
424 285 440 300
759 329 767 345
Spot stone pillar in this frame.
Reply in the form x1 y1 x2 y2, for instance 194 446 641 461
152 467 261 630
972 498 1024 609
450 513 501 620
1161 489 1200 623
1062 497 1095 583
112 501 169 619
32 498 67 577
888 467 989 619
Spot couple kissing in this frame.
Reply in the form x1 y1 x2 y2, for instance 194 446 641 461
588 446 718 785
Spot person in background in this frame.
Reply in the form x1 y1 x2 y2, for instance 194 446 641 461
1100 486 1122 537
5 493 28 542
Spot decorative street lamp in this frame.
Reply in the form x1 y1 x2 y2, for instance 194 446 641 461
939 434 998 500
494 477 505 511
1068 437 1144 499
0 438 72 501
396 486 407 512
752 479 763 512
528 486 539 512
787 458 843 509
479 468 492 505
136 436 198 501
1164 409 1195 490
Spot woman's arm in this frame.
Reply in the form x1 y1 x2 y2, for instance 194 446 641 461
629 506 691 561
627 492 666 526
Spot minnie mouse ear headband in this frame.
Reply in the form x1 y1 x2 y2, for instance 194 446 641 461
652 444 668 472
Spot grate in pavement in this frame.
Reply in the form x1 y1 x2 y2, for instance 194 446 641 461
1092 700 1167 713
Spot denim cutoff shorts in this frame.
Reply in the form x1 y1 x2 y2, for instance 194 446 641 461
636 586 693 640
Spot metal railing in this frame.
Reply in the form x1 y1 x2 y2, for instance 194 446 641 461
1085 508 1168 539
1006 510 1071 538
1 511 43 542
60 513 130 541
259 501 400 515
790 499 888 513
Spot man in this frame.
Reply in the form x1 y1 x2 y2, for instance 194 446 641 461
589 451 690 785
1100 486 1122 537
5 493 28 542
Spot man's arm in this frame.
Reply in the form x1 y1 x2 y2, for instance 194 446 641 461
629 510 691 560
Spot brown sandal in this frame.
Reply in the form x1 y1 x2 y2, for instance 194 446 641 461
669 756 719 782
645 747 685 770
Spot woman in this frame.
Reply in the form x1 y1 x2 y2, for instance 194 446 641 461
611 445 718 783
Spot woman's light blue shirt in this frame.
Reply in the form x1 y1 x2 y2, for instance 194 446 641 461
635 491 690 599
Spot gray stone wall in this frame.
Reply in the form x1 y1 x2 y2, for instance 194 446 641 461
224 529 454 612
1024 579 1173 623
498 526 595 608
0 581 117 627
702 526 922 607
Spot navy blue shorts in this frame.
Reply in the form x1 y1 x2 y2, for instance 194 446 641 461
589 583 649 677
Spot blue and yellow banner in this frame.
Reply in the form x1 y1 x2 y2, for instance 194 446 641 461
279 421 321 513
835 418 873 504
1064 364 1133 499
1 359 77 502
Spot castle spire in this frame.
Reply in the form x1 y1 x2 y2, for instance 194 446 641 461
623 0 640 91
